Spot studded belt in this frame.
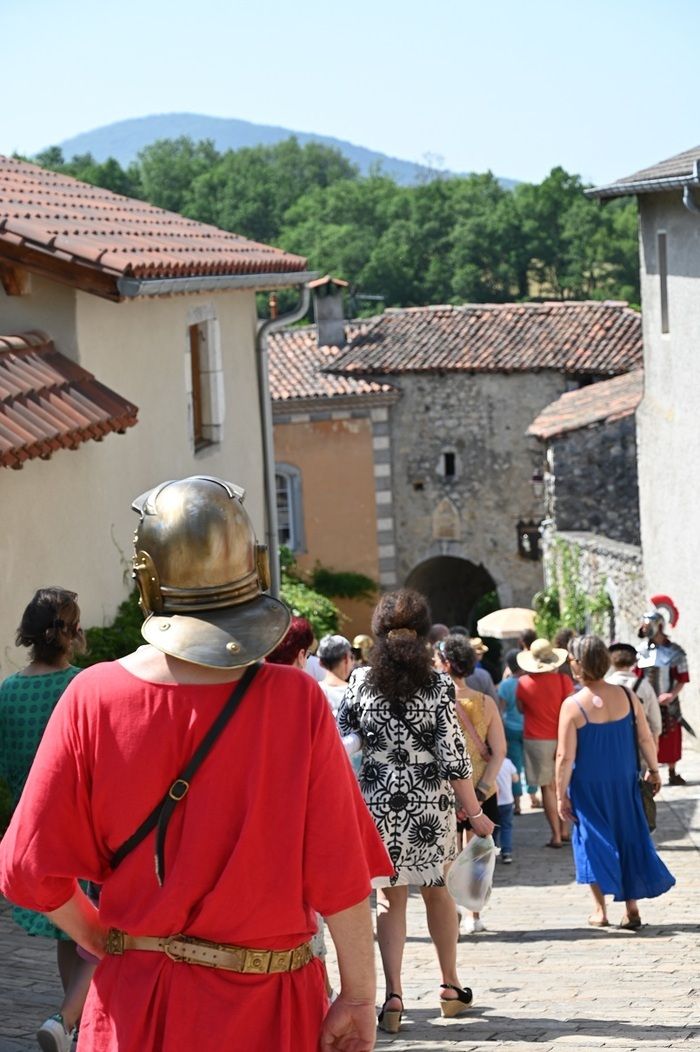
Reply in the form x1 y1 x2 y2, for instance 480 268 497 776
105 929 314 974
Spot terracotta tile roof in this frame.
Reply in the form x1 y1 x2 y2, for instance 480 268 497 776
328 302 642 376
590 145 700 198
0 155 307 298
268 324 395 403
0 331 138 469
528 369 643 440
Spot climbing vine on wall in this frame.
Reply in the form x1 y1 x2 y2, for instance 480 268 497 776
533 540 613 640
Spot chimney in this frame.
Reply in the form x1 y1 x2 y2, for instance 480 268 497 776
311 275 349 348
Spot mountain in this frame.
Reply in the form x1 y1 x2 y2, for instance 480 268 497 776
55 113 516 188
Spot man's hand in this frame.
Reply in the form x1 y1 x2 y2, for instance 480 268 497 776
320 996 376 1051
658 692 673 706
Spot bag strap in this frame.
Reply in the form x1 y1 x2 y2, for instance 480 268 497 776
110 661 260 885
455 693 491 761
622 685 641 777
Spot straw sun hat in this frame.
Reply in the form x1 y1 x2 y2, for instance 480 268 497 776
516 638 568 673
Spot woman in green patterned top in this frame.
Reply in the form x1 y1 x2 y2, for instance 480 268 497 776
0 587 93 1052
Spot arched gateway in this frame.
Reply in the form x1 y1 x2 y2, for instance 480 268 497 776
405 556 497 627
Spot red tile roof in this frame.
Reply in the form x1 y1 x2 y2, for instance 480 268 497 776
328 301 642 376
528 369 643 440
0 331 138 469
0 155 308 299
590 145 700 198
268 324 395 404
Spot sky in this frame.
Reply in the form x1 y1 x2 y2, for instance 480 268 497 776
2 0 698 185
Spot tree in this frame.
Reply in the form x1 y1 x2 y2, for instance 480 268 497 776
138 137 220 213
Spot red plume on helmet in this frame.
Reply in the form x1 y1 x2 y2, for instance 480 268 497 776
650 594 680 628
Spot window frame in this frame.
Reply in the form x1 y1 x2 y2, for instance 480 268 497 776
275 463 305 553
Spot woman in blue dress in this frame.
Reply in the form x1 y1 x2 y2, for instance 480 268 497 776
556 635 674 929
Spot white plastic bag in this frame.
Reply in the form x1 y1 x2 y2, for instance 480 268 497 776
447 835 496 912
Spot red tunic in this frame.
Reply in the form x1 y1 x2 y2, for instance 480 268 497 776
0 661 392 1051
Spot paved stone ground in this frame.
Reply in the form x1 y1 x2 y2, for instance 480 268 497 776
1 750 699 1052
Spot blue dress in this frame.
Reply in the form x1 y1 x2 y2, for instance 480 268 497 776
569 706 675 902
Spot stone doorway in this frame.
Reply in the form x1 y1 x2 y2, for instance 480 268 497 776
405 556 497 628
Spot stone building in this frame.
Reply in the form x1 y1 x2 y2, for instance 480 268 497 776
324 301 643 626
528 369 645 643
591 144 700 730
529 369 642 545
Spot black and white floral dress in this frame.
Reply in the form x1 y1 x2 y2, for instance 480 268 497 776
337 667 471 887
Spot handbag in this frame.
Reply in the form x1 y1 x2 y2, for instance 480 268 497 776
447 834 496 911
623 687 656 832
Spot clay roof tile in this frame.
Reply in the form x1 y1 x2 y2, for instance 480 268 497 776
0 332 138 469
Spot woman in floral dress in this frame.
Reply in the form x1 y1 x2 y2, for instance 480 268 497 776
338 589 494 1033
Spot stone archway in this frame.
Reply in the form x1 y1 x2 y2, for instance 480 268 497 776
405 556 497 628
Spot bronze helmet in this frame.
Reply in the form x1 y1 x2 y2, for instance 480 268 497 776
132 475 290 668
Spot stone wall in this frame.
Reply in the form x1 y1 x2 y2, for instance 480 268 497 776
542 528 645 645
545 416 640 545
387 370 566 618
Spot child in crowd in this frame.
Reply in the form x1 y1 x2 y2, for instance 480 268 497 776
494 757 518 863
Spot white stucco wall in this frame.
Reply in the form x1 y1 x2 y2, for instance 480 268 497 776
0 280 265 677
638 192 700 735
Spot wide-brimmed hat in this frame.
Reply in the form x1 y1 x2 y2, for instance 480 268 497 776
516 638 568 674
470 636 489 656
132 476 290 669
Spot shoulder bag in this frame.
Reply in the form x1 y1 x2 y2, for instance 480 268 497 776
623 686 656 832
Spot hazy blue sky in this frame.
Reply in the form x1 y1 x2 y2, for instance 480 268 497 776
3 0 697 184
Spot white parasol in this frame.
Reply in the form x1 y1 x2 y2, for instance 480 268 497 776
476 607 536 640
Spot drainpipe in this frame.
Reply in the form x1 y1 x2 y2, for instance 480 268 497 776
682 160 700 216
256 283 313 597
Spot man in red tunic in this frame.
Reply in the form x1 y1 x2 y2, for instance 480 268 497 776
0 476 392 1052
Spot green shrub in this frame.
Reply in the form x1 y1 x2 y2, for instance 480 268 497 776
310 566 377 600
75 591 144 667
279 548 341 638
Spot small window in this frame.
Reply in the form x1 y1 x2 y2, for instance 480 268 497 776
188 317 224 451
658 231 669 335
275 464 305 552
437 448 460 480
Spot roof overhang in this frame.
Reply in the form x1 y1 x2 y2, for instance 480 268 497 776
588 158 700 200
117 270 320 298
272 389 400 417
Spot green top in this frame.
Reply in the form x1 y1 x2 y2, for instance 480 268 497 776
0 666 81 804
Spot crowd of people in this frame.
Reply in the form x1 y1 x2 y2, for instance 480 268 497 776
0 474 687 1051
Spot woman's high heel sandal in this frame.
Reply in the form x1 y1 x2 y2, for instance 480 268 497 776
378 993 404 1034
439 983 474 1018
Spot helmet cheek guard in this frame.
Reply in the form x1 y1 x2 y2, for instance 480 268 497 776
132 548 163 616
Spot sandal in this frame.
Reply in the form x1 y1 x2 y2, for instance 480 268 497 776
439 983 473 1018
587 915 609 927
378 993 403 1034
545 840 563 849
619 913 642 930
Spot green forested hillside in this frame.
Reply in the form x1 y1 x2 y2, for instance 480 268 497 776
32 137 639 309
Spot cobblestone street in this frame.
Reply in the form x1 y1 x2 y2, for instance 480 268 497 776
2 751 699 1052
